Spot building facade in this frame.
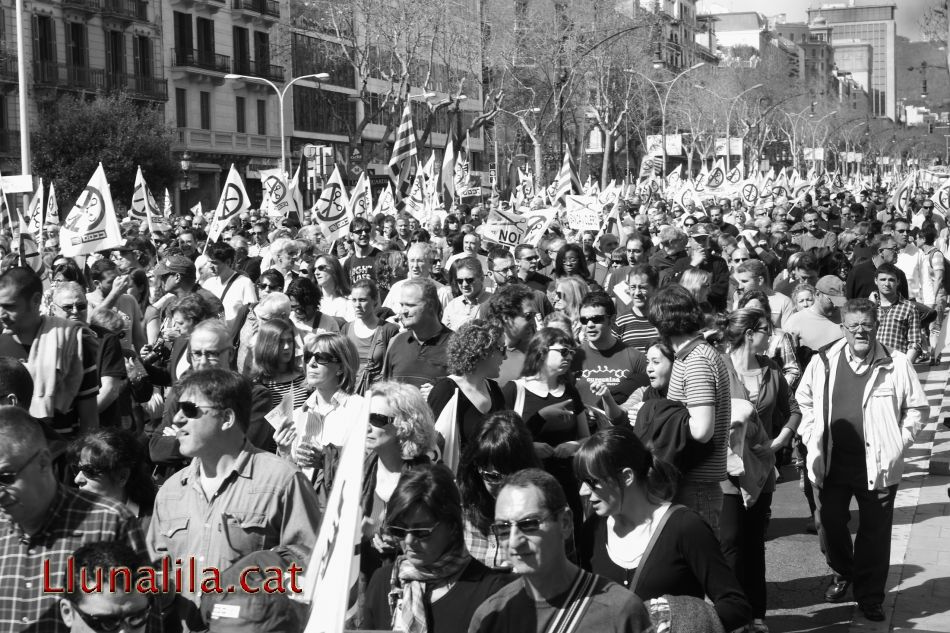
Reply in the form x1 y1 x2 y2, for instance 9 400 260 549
806 2 896 120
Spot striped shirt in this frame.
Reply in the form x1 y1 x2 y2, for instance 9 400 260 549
0 486 146 633
613 308 660 353
261 373 310 411
666 337 730 483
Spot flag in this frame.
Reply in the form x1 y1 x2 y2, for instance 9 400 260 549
931 178 950 215
518 167 535 201
45 183 59 230
440 132 457 206
289 163 305 224
374 182 397 217
387 101 418 206
314 165 351 242
260 169 293 219
404 172 427 222
207 164 251 243
130 166 160 232
454 148 469 195
163 188 172 217
432 388 460 472
349 171 372 219
554 144 582 203
16 209 45 278
60 163 123 256
301 400 369 633
726 162 744 185
26 179 44 243
190 202 203 219
639 155 660 182
894 171 916 217
705 158 726 190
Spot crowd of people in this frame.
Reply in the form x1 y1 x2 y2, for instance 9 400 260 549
0 181 938 632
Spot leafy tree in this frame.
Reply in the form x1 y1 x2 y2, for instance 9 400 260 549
31 95 177 214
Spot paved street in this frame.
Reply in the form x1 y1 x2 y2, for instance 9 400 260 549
764 336 950 633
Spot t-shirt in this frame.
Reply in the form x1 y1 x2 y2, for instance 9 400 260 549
201 272 258 321
783 308 843 352
90 323 129 428
343 247 380 284
613 308 660 353
666 337 730 483
573 340 649 407
382 327 453 387
468 571 653 633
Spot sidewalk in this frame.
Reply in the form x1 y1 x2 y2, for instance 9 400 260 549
846 347 950 632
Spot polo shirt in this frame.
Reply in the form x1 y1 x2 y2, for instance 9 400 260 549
443 290 492 331
381 325 453 387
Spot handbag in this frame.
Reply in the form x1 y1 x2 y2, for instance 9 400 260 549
354 324 382 396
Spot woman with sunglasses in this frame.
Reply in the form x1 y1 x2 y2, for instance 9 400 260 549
343 279 399 394
575 426 752 632
501 327 588 536
550 275 588 341
314 253 355 321
736 290 801 388
457 411 540 569
361 381 437 580
68 428 157 531
428 321 507 459
363 464 514 633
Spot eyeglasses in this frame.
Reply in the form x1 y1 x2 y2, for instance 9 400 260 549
456 277 478 285
0 450 40 487
190 349 224 360
71 602 151 633
351 227 371 235
57 302 88 312
386 523 441 540
369 412 395 428
579 315 607 325
478 469 506 485
490 513 554 539
75 463 105 479
843 323 875 333
258 282 281 291
176 401 226 419
732 257 749 264
494 265 517 274
316 264 330 272
522 255 540 261
306 353 340 367
548 346 575 358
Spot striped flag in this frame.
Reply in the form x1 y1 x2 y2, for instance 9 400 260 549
387 101 418 207
554 144 581 203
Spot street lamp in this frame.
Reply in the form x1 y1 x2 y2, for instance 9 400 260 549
626 62 705 180
224 71 330 177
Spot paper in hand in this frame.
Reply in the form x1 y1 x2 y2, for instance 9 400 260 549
264 389 294 431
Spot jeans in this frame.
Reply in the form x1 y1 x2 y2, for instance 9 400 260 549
674 480 723 540
814 470 898 606
721 491 773 619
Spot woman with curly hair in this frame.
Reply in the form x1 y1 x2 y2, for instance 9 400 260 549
427 321 507 456
314 253 354 320
372 250 408 305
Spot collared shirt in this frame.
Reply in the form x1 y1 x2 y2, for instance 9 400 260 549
0 485 146 633
876 297 922 354
442 290 492 331
292 390 365 450
147 444 322 605
843 338 886 373
381 326 453 387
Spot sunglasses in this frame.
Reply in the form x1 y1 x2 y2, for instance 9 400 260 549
305 352 339 366
58 302 88 312
732 257 749 264
75 463 105 479
579 315 607 325
351 228 371 234
548 347 575 358
0 450 40 487
386 523 441 539
72 602 151 633
190 349 223 360
478 469 506 485
258 282 281 291
369 412 395 428
456 277 477 285
316 264 330 272
490 513 553 539
176 401 225 419
522 255 540 261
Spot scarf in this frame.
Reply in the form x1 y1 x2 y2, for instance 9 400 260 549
389 547 472 633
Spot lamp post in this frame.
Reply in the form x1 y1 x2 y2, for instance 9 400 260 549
626 62 705 180
224 72 330 177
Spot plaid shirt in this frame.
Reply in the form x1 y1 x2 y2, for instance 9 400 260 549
876 298 922 354
0 485 146 633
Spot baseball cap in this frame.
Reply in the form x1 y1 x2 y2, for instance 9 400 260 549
153 254 195 277
815 275 847 306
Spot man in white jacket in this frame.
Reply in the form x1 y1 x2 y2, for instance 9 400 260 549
796 298 928 622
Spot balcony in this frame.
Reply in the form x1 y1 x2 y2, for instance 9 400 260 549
63 0 102 11
171 48 231 79
102 0 149 21
0 53 17 85
169 0 223 12
33 61 106 91
232 58 284 83
0 130 19 158
175 127 281 156
232 0 279 22
106 72 169 100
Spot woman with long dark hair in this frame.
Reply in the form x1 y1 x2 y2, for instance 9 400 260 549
252 317 308 410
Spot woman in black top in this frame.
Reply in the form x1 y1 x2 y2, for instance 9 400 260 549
363 464 514 632
575 426 752 632
427 321 506 455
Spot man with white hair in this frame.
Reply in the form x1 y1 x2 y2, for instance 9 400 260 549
383 242 452 310
649 226 690 284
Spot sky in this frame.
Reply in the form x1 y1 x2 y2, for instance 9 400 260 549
698 0 935 41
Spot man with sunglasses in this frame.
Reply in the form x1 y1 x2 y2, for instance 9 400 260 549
153 255 224 325
342 217 380 284
514 244 552 293
148 368 320 629
469 468 652 633
892 219 924 302
0 406 146 632
572 293 647 426
247 220 270 257
443 258 491 331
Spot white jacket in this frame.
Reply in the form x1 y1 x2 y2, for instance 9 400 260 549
795 338 929 490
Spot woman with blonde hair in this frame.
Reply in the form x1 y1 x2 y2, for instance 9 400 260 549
252 317 308 410
550 275 588 339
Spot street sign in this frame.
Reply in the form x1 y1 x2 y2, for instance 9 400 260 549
489 169 497 185
351 147 363 163
303 144 319 159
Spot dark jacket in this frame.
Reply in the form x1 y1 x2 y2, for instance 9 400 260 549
635 397 712 472
846 258 909 299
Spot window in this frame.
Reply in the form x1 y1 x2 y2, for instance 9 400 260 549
233 26 250 73
200 91 210 130
66 23 88 68
133 36 153 77
176 88 187 127
236 96 246 133
257 99 266 135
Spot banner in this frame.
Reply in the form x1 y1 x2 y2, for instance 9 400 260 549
374 183 397 217
314 165 352 242
522 208 555 247
349 171 373 218
479 207 527 248
260 169 293 219
130 166 160 232
45 183 59 230
208 164 251 243
646 134 682 156
564 195 601 231
60 163 123 256
302 401 369 633
26 179 44 243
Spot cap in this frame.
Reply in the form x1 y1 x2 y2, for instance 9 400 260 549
153 254 195 277
816 275 847 306
113 237 153 254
